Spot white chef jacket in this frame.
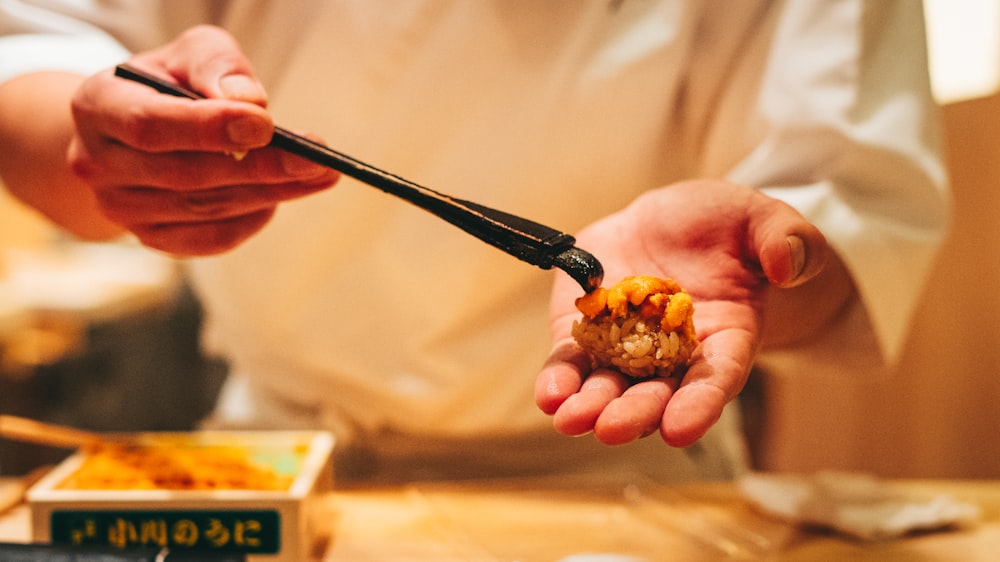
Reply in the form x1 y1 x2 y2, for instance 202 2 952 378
0 0 949 482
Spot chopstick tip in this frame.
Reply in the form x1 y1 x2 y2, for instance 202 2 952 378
553 247 604 293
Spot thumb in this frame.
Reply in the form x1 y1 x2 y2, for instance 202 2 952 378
750 196 828 288
165 25 269 107
218 73 268 106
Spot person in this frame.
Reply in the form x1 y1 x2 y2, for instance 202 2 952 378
0 1 948 483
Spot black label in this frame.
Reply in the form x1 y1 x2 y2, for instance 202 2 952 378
50 510 281 554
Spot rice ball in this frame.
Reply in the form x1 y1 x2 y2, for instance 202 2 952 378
571 275 697 379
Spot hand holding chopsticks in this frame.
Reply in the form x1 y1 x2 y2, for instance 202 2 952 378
113 64 604 293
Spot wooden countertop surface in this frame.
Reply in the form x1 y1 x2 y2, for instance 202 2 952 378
3 476 998 561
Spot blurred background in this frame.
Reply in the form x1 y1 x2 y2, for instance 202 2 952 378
0 239 228 474
753 0 1000 479
1 0 998 478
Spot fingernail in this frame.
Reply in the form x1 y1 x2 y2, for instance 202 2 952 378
787 235 806 281
226 114 271 146
219 74 267 104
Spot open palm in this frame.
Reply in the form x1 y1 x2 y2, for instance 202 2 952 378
535 180 828 447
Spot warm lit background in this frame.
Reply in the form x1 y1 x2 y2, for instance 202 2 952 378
758 0 1000 478
1 1 998 477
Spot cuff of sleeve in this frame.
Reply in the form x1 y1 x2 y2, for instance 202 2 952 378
0 33 130 85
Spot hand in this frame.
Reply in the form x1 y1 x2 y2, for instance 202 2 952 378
67 25 339 255
535 180 829 448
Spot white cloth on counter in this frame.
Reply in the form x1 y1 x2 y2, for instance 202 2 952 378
738 471 982 540
0 1 949 480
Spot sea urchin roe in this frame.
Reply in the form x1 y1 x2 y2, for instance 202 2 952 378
57 444 293 491
575 288 609 318
572 275 697 379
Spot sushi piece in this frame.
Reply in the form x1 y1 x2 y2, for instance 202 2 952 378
572 275 697 379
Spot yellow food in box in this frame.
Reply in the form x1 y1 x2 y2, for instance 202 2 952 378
27 431 335 562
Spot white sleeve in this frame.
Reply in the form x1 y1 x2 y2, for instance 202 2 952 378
727 0 949 363
0 0 165 84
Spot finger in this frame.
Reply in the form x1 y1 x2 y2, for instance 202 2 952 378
130 209 276 256
551 370 630 437
155 25 268 105
96 179 331 226
747 192 828 288
71 139 336 191
535 339 591 415
593 377 680 445
660 329 754 447
72 69 273 155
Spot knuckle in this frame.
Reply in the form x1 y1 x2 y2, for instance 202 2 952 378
180 189 233 217
121 106 171 151
66 149 97 182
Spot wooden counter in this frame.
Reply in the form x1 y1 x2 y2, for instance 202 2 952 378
2 477 998 560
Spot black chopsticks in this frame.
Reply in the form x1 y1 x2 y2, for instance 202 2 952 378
113 64 603 292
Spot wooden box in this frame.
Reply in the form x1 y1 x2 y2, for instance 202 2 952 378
26 431 334 562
